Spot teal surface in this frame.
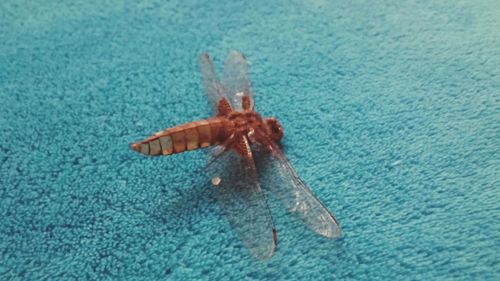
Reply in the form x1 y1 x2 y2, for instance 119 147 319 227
1 1 499 280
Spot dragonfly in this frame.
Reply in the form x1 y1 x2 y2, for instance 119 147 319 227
131 51 341 259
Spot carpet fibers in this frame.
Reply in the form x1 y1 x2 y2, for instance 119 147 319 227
1 1 499 280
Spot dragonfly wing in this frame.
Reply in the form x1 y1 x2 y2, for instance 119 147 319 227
199 53 231 114
254 146 341 238
206 143 277 259
222 50 254 111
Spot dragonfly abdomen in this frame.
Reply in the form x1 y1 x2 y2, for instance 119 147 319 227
131 117 230 156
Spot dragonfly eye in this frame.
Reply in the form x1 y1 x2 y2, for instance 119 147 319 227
264 118 284 142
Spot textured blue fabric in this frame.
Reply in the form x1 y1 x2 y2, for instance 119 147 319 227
1 1 499 280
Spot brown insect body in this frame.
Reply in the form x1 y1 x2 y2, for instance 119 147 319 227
130 109 278 158
131 117 229 156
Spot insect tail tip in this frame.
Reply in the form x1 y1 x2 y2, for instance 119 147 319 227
130 142 140 152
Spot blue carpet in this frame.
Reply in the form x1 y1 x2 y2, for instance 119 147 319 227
1 0 499 280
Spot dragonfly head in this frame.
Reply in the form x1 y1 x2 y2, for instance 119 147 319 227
263 117 283 142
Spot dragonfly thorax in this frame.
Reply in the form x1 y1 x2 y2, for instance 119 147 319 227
228 111 261 127
226 111 283 143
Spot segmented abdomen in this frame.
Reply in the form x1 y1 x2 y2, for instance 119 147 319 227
131 118 229 156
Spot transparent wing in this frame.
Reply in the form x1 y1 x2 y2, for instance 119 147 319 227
254 145 341 238
198 53 228 114
206 146 277 259
222 50 254 111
